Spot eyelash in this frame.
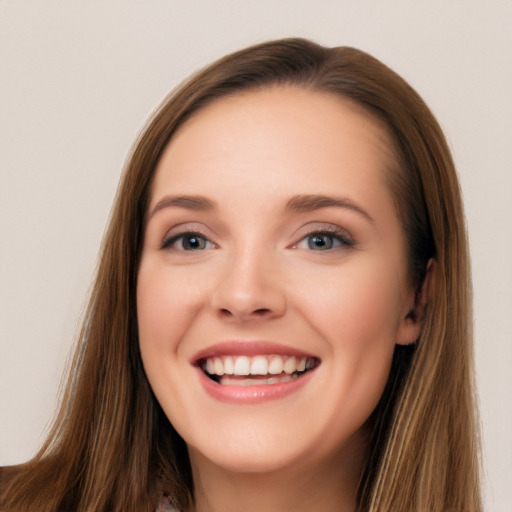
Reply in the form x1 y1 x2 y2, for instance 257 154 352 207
294 227 354 251
161 227 354 252
161 231 215 251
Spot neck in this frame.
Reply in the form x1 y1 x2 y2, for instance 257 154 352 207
186 435 365 512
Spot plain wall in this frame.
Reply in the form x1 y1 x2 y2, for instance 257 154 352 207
1 1 511 510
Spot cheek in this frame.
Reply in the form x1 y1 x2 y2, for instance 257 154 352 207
137 274 173 351
136 263 191 376
136 261 203 423
300 259 403 348
295 260 403 414
137 260 206 350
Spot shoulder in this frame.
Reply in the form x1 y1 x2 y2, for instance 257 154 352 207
0 465 21 509
0 465 70 512
0 465 19 491
1 466 176 512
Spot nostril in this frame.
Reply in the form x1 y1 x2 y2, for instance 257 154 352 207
218 307 273 319
254 308 271 316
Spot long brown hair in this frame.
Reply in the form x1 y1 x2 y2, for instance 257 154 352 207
2 38 481 512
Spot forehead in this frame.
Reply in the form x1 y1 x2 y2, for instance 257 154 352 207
151 86 398 209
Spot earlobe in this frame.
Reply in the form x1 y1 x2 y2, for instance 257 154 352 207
396 259 435 346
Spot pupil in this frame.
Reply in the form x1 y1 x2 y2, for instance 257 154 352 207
309 234 332 250
185 236 203 250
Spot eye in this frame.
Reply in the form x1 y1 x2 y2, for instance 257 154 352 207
295 230 353 251
162 232 215 251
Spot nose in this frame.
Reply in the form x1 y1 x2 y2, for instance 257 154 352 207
210 247 287 323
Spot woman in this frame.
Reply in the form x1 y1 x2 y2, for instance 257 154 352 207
1 38 481 512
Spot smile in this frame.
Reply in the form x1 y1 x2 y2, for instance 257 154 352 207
200 355 318 386
191 341 320 403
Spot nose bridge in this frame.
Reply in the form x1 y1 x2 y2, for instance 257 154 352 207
212 238 286 321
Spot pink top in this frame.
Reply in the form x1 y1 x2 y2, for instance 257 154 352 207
156 494 180 511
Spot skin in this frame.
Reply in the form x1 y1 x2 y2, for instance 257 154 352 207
137 87 423 512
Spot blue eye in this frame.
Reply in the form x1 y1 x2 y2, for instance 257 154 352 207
296 230 353 251
162 232 214 251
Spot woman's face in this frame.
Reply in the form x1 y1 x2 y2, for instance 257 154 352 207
137 87 421 475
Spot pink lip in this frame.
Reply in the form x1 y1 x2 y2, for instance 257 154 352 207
191 340 317 363
191 340 320 404
195 366 317 404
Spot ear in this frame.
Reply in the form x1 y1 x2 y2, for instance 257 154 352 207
396 259 435 346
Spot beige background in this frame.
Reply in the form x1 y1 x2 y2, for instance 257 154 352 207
1 1 511 510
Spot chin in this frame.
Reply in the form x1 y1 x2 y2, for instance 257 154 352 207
184 412 360 479
188 440 310 476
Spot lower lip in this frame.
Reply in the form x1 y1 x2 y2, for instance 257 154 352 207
196 367 317 404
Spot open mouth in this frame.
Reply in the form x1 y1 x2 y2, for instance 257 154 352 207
199 354 319 386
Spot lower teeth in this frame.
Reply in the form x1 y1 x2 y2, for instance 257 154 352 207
208 371 305 386
225 375 298 386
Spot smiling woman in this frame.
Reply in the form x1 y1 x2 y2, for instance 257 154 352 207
137 89 422 507
0 39 481 512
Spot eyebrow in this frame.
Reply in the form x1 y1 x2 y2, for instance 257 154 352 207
149 195 216 219
148 193 373 223
285 194 374 223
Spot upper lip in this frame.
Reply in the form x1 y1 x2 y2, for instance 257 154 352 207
191 340 318 365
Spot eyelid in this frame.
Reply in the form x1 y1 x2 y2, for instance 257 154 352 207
162 232 216 251
291 223 355 249
160 223 216 250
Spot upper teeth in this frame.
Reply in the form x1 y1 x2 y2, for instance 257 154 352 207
202 355 313 377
